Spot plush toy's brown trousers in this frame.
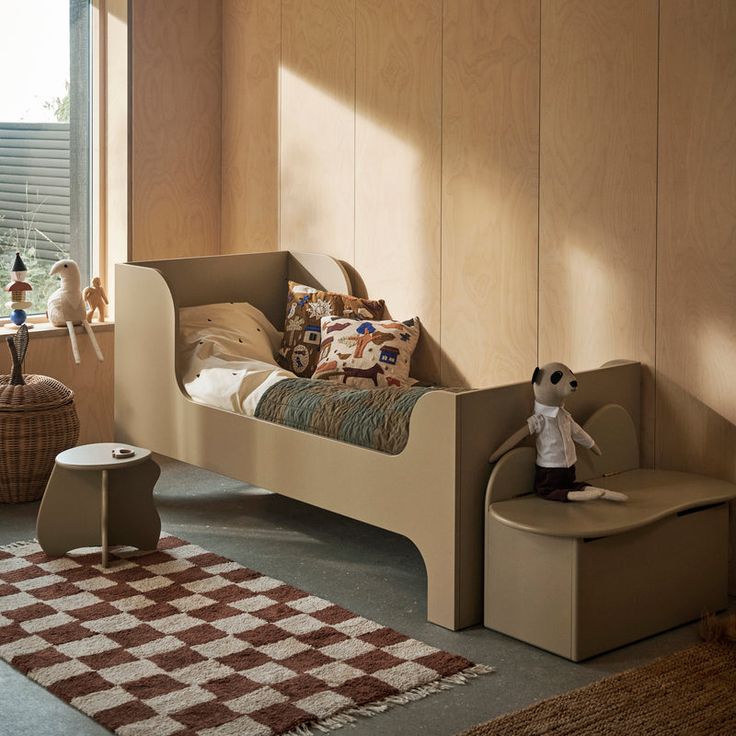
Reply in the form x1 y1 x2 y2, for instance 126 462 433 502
534 465 589 502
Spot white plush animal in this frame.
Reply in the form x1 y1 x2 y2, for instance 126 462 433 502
47 259 104 364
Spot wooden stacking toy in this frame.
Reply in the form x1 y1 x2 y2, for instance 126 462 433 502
5 252 32 327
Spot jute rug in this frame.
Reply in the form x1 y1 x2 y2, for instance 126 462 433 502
0 535 490 736
458 641 736 736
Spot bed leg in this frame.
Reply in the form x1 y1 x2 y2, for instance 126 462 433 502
416 533 466 631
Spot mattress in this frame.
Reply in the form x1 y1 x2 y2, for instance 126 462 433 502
254 378 433 455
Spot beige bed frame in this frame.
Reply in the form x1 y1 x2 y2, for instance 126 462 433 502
115 251 642 630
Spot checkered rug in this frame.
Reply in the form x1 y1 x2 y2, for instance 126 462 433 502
0 535 491 736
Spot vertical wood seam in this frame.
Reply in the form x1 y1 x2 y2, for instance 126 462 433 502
536 0 542 369
217 1 222 254
353 0 357 269
219 0 224 255
278 1 283 251
653 0 661 469
439 0 445 385
127 0 133 261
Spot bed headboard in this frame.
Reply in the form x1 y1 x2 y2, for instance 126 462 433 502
123 251 352 330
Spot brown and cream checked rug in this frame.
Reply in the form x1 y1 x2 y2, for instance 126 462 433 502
0 535 491 736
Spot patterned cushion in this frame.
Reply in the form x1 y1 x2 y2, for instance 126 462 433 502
277 281 384 377
313 316 420 388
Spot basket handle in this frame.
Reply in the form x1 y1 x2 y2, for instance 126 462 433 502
6 325 27 386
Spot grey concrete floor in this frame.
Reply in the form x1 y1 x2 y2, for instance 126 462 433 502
0 455 725 736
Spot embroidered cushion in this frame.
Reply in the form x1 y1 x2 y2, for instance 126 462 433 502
277 281 384 376
313 316 420 388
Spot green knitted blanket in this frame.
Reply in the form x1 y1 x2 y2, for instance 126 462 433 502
254 378 433 455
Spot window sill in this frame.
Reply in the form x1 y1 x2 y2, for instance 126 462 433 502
0 320 114 339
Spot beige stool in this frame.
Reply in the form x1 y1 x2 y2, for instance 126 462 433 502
37 442 161 567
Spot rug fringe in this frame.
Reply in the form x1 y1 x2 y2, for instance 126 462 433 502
0 538 37 551
282 663 494 736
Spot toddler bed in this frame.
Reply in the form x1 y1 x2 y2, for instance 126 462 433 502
115 251 642 630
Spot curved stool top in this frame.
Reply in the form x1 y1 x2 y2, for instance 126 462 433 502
56 443 151 470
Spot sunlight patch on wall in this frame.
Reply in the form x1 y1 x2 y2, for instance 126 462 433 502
558 236 612 368
698 321 736 425
354 110 422 312
279 66 356 258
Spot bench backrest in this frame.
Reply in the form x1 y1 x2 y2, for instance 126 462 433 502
485 403 640 508
575 404 639 480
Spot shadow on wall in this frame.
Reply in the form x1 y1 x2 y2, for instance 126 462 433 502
655 372 736 596
656 374 736 482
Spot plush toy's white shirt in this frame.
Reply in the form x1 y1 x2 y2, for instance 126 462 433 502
528 401 595 468
47 260 86 326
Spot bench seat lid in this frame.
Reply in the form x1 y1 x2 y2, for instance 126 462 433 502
489 468 736 538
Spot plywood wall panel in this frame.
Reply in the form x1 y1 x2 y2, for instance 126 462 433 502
355 0 442 382
441 0 539 389
656 0 736 482
538 0 658 463
130 0 222 261
0 329 114 445
222 0 280 254
280 0 355 262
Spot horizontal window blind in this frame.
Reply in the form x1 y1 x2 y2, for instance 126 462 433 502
0 122 71 264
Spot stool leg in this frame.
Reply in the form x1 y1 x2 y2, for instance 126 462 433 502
37 466 104 556
101 469 109 568
107 459 162 551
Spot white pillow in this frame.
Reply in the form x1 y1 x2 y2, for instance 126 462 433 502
179 302 281 365
179 302 294 415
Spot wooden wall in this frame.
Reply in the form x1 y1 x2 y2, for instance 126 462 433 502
130 0 222 261
442 0 539 388
279 0 355 263
221 0 280 253
539 0 658 461
354 0 443 381
129 1 736 482
656 0 736 480
223 0 538 384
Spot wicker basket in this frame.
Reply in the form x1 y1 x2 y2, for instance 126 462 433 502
0 374 80 503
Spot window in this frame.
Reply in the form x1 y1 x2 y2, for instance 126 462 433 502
0 0 91 316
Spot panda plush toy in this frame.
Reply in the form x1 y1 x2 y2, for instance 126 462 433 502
489 362 628 503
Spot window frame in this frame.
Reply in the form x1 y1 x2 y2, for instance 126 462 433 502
0 0 128 329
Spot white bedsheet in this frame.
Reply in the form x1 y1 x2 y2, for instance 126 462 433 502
179 302 294 416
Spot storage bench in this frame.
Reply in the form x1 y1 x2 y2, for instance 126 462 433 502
484 404 736 661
